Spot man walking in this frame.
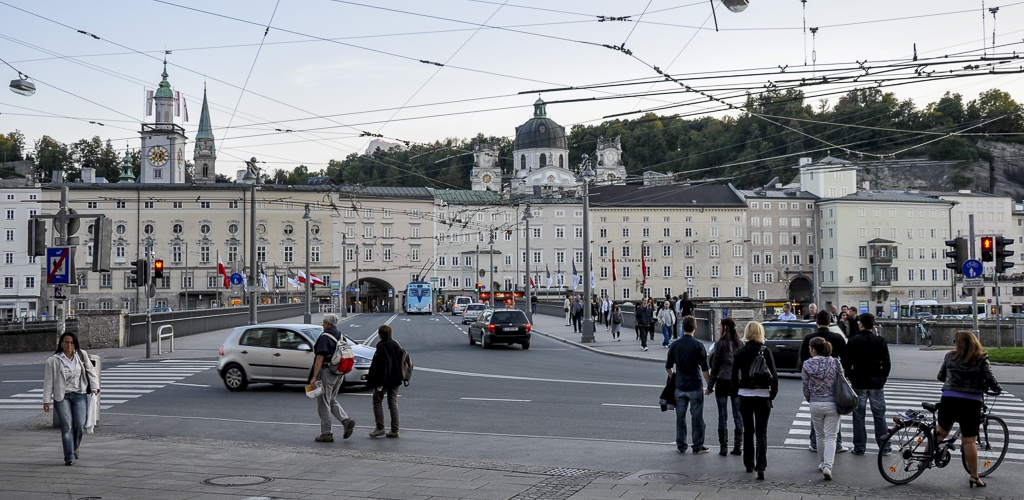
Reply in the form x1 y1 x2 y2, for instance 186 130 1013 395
636 300 650 351
571 295 583 333
367 325 403 438
802 303 818 320
842 313 892 455
799 310 848 453
601 296 611 331
666 316 712 454
308 313 355 442
564 295 572 326
777 303 797 321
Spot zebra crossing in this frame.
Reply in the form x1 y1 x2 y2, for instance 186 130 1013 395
0 359 218 410
784 380 1024 462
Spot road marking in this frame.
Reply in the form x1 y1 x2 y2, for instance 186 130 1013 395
417 366 661 388
0 380 43 383
349 325 361 327
602 403 660 409
461 397 531 402
170 382 210 388
384 313 398 326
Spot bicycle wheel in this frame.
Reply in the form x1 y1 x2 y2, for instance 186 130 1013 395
879 423 931 485
962 415 1009 477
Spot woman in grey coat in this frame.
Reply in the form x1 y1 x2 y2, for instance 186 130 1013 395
707 318 744 456
43 332 100 466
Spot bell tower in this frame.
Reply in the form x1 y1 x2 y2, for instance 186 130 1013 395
139 61 188 184
470 143 501 191
193 86 216 183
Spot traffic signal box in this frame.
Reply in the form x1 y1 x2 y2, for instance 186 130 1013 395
153 259 164 279
995 237 1015 273
981 236 994 262
945 237 968 272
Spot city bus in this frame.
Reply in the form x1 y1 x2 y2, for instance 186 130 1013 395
900 300 985 319
405 282 433 314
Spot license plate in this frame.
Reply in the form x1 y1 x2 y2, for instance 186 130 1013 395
503 327 518 332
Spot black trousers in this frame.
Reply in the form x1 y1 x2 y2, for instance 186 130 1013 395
740 396 772 472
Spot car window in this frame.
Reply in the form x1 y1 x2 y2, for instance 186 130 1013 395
276 329 308 350
301 328 322 340
467 305 485 311
491 311 526 323
239 328 273 347
456 297 471 304
477 311 491 322
763 324 794 340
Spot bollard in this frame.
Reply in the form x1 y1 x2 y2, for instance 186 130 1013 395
52 354 101 428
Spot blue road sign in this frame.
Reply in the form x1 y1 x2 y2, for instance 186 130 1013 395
46 247 71 284
962 259 983 279
349 287 355 293
230 273 244 286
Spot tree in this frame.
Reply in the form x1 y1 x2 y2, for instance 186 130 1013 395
0 130 26 163
970 89 1024 134
34 136 73 181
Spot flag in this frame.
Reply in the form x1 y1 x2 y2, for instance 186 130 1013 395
217 252 229 289
545 265 552 290
590 265 596 290
557 273 564 287
259 271 269 292
174 91 180 117
182 94 189 121
641 249 647 286
310 273 324 286
287 276 300 289
529 275 535 288
611 250 617 282
145 90 154 116
572 261 580 290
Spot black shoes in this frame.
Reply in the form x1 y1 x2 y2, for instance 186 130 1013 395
757 471 765 481
342 419 355 439
65 460 73 466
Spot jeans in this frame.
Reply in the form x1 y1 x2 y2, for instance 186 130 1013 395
810 401 840 471
662 325 673 346
572 314 582 332
809 424 845 450
316 369 349 435
853 388 890 453
674 389 706 451
714 381 743 433
638 326 648 348
372 386 400 432
54 392 88 462
740 396 771 472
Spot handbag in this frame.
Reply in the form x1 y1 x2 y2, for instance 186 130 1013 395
832 358 858 415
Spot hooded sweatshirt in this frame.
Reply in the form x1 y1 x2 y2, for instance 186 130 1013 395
801 355 839 403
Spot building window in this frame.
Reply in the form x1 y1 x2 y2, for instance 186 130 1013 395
663 266 672 278
734 265 743 277
709 244 720 258
116 201 126 209
663 245 672 257
257 246 267 262
101 274 111 288
364 247 373 262
735 287 743 298
382 246 391 262
4 229 12 242
25 276 35 288
711 286 720 298
621 246 631 258
860 268 868 282
410 246 421 261
711 265 720 278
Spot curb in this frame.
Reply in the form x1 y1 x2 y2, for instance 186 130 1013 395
532 329 662 363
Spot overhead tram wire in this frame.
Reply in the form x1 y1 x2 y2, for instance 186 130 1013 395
219 0 282 152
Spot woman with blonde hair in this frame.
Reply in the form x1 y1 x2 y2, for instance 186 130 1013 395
936 331 1002 487
731 321 778 481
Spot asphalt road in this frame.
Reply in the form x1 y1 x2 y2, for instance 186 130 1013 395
3 312 1023 495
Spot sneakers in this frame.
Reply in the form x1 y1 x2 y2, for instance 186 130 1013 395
808 445 818 452
642 347 649 351
692 446 710 454
315 434 334 442
756 471 765 481
851 450 865 456
342 419 356 439
882 449 893 456
823 467 833 480
677 447 688 453
836 446 850 453
386 431 400 438
369 428 386 438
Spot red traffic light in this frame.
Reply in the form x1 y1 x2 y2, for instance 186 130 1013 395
153 259 165 279
981 237 994 262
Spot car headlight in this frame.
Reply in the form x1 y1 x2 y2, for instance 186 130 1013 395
354 356 371 365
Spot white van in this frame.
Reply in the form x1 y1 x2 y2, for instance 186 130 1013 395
452 296 473 316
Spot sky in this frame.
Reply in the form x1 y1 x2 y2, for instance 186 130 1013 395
2 0 1024 177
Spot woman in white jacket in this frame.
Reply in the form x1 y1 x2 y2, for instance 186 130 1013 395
42 332 100 466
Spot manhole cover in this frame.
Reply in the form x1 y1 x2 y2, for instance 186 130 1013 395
637 472 691 484
201 475 274 487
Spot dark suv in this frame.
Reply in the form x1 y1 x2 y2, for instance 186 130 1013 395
762 321 844 373
468 309 532 349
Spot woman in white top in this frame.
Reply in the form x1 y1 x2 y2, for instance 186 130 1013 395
43 332 100 466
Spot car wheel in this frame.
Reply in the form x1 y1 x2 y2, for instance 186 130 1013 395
469 329 476 345
521 341 530 350
222 364 248 392
482 335 491 349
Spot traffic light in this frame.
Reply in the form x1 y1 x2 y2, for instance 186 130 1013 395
475 282 483 292
945 237 968 272
92 216 112 272
27 218 46 257
981 236 994 262
995 236 1015 273
130 259 149 287
153 259 164 279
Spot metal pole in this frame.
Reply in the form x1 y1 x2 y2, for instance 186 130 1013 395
56 187 68 340
489 233 495 308
581 164 595 343
248 181 258 325
355 243 360 313
341 234 347 317
995 270 1001 348
524 206 532 323
476 243 481 302
970 214 978 336
145 240 153 358
303 204 312 324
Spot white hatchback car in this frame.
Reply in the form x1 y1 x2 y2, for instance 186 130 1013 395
217 323 374 391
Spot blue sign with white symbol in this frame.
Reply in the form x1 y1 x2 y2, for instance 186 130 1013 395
962 259 983 279
230 273 244 286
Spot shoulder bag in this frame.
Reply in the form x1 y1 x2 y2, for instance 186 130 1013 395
832 358 858 415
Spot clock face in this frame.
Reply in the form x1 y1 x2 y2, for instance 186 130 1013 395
605 152 616 164
149 146 167 166
482 174 492 183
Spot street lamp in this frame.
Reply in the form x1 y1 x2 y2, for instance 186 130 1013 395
488 230 495 308
522 205 533 323
341 233 347 317
577 155 596 342
241 157 263 325
303 204 312 324
355 243 360 313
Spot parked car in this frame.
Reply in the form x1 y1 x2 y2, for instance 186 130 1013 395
468 308 531 349
217 323 374 391
452 296 473 316
760 320 845 373
462 303 487 324
150 306 173 313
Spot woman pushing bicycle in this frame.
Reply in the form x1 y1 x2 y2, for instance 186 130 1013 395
936 330 1002 488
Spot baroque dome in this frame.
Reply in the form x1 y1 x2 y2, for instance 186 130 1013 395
513 98 567 151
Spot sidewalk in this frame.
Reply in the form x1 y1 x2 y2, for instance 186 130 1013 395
529 312 1024 383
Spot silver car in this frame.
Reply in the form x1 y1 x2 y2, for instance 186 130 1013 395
217 323 374 391
462 303 487 324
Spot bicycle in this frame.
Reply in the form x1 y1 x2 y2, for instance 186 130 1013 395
878 392 1008 485
916 320 933 347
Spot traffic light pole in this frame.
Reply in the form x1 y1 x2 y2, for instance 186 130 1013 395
55 187 69 339
145 241 153 359
970 214 978 336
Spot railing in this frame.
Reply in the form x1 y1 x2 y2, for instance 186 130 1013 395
156 325 174 354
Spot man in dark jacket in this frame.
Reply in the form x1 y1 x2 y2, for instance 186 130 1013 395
635 301 649 351
367 325 404 438
308 314 355 442
799 310 849 453
666 316 712 454
842 313 892 455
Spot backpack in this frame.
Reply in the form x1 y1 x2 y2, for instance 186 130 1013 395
748 346 774 389
321 332 354 375
399 348 414 386
612 310 622 324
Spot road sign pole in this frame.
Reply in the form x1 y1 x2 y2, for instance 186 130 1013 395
55 187 68 339
145 241 153 359
969 214 978 337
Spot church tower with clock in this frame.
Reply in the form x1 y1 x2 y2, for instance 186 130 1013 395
139 61 187 184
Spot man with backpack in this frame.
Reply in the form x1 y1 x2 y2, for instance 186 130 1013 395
308 313 355 443
367 325 404 438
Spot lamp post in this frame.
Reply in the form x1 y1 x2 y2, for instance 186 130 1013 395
578 155 596 342
241 158 262 325
488 231 495 308
341 233 347 317
522 205 533 323
355 243 360 313
303 204 312 324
